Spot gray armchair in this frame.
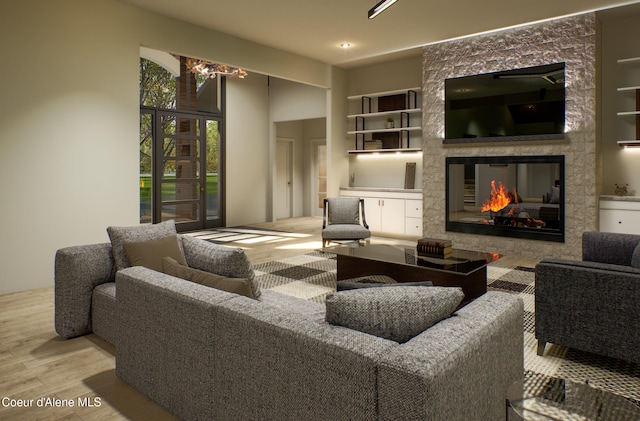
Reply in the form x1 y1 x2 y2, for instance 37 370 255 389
322 197 371 248
535 231 640 364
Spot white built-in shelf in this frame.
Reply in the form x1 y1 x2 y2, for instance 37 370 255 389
347 87 421 101
618 86 640 92
348 127 422 135
347 108 421 119
616 58 640 145
617 140 640 147
618 57 640 65
347 87 422 153
347 148 422 154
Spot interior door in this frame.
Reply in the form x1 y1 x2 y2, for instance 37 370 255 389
275 139 293 219
154 111 222 231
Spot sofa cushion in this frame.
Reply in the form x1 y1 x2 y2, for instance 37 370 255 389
327 197 360 224
123 235 187 272
181 236 261 299
162 257 254 299
325 286 464 343
107 220 179 270
632 244 640 268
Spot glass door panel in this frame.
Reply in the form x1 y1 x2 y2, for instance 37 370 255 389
140 111 153 223
205 119 220 222
156 112 203 226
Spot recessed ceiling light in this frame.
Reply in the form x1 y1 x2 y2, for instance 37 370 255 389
340 43 351 49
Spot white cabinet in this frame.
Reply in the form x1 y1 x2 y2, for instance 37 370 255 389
599 197 640 234
364 197 406 234
341 189 422 236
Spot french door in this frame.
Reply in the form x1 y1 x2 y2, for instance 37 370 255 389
141 109 223 231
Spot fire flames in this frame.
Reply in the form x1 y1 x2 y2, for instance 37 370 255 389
481 180 518 213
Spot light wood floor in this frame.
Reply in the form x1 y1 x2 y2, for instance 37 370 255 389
0 217 537 420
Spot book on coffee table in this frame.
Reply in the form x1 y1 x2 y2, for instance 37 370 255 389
417 237 453 256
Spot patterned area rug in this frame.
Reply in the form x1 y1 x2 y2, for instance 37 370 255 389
185 227 307 245
254 251 640 407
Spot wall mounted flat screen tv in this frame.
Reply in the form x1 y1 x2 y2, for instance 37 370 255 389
444 63 565 144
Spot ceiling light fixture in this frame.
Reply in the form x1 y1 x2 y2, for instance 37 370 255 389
185 58 247 79
340 43 351 48
368 0 398 19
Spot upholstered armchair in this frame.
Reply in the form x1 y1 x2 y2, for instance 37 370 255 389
535 231 640 364
322 197 371 248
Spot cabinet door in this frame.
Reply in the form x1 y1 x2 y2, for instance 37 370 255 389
380 198 406 234
362 197 382 232
405 200 422 218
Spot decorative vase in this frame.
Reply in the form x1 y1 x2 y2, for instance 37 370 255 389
615 183 628 196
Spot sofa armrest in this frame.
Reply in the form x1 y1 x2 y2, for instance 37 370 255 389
535 259 640 363
377 291 523 421
54 243 115 338
582 231 640 266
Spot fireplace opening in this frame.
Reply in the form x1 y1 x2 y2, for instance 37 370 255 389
446 155 564 242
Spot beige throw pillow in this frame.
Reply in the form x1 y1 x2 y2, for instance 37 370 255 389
107 219 179 270
162 257 254 299
123 235 187 272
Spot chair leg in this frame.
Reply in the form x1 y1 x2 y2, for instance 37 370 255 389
536 340 546 356
322 239 327 248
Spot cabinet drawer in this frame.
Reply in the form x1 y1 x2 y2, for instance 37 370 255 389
405 200 422 218
599 209 640 234
405 217 422 236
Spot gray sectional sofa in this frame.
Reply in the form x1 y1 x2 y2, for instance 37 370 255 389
55 223 524 421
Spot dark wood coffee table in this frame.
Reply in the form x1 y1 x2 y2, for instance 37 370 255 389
325 244 500 300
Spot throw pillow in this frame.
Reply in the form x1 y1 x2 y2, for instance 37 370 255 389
123 235 187 272
325 286 464 343
107 220 179 270
162 257 254 299
631 243 640 268
181 235 261 299
549 186 560 204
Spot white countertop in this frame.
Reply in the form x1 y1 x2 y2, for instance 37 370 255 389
341 187 422 194
601 195 640 202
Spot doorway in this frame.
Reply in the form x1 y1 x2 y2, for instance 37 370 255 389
141 109 223 231
312 140 327 217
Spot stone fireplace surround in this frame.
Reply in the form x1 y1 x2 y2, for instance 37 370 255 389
422 13 599 261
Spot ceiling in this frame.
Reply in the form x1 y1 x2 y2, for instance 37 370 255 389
122 0 640 68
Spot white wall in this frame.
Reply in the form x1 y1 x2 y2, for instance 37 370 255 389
0 1 140 295
601 10 640 196
269 78 327 121
226 74 270 226
348 153 423 189
0 0 334 295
